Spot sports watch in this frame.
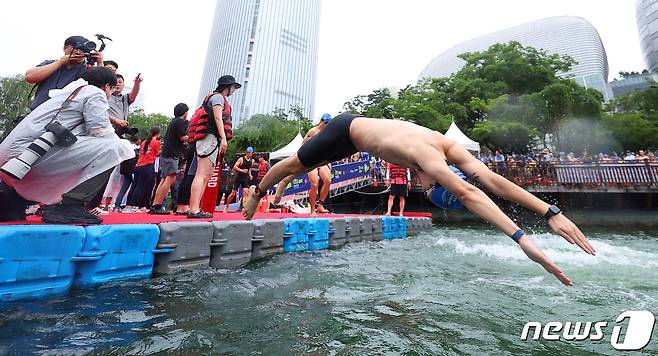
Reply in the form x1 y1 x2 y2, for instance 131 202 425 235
544 205 561 220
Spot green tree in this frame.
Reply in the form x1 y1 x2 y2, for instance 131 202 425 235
0 75 34 140
342 88 397 119
394 78 454 131
608 87 658 121
127 109 171 139
601 112 658 151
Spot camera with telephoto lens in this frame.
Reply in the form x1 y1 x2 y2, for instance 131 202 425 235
0 121 77 180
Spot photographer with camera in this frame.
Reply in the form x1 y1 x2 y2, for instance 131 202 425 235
0 67 134 224
25 35 105 111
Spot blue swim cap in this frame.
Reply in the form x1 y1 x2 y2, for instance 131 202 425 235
425 165 468 210
321 113 332 123
246 146 254 153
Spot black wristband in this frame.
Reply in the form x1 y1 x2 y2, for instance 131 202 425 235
511 229 525 243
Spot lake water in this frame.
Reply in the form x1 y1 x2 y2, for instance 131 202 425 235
1 224 657 355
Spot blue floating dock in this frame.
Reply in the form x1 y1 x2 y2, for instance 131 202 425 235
74 224 164 287
0 215 433 302
0 225 86 301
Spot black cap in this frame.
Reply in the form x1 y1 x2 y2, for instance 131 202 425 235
64 35 89 47
217 75 242 89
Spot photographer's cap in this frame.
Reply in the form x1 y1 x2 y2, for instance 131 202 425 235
64 35 89 47
246 146 254 153
217 75 242 89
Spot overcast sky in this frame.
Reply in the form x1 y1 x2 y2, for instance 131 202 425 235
0 0 645 119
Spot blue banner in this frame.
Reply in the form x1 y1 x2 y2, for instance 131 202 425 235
283 161 371 195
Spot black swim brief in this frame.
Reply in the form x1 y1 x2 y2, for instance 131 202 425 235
297 113 360 167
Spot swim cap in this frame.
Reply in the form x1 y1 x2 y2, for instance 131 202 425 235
425 165 468 210
321 113 332 124
246 146 254 153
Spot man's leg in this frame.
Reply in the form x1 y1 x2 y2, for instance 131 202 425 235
150 175 176 214
273 174 296 204
385 194 395 216
115 174 133 209
243 154 319 220
308 169 319 215
43 168 114 224
399 196 406 216
224 189 238 212
316 165 331 213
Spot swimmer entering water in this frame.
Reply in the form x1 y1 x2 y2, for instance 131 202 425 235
243 115 597 286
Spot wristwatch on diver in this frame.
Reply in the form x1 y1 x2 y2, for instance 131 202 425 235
544 205 562 220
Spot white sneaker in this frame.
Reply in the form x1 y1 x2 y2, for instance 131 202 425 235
89 207 109 216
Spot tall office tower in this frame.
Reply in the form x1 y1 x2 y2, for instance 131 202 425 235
636 0 658 71
198 0 321 127
420 16 613 101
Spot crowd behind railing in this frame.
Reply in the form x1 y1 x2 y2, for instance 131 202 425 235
363 148 658 190
480 148 658 187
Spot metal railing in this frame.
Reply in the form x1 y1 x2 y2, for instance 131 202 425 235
492 162 658 187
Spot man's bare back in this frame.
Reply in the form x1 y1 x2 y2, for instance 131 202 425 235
350 118 452 172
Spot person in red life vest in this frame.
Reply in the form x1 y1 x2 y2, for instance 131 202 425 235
256 155 271 186
385 163 411 216
224 147 255 212
187 75 240 218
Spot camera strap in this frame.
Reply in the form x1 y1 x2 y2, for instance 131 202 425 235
47 85 87 130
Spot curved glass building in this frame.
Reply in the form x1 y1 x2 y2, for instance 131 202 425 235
420 16 612 101
198 0 321 126
636 0 658 71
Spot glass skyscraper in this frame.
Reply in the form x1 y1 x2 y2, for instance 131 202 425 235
636 0 658 71
198 0 321 127
419 16 613 101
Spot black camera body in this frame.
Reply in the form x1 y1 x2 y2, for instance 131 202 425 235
114 125 139 138
74 40 97 66
45 121 77 147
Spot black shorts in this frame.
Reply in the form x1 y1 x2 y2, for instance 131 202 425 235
297 114 360 167
233 175 250 190
389 184 408 197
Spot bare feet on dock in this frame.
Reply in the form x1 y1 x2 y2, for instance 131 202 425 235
242 186 259 220
316 204 329 214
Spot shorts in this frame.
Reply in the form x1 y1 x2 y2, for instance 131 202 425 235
389 184 408 197
233 175 250 190
297 114 360 167
196 133 219 166
159 157 179 178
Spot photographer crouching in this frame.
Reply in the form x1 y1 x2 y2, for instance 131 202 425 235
0 67 134 224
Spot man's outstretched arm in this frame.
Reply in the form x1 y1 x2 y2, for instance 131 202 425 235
416 150 575 286
444 143 595 256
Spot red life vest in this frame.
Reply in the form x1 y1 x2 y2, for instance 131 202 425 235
188 93 233 143
257 161 270 180
388 164 408 185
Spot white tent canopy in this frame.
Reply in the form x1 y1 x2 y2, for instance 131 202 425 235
444 121 481 152
269 133 304 160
